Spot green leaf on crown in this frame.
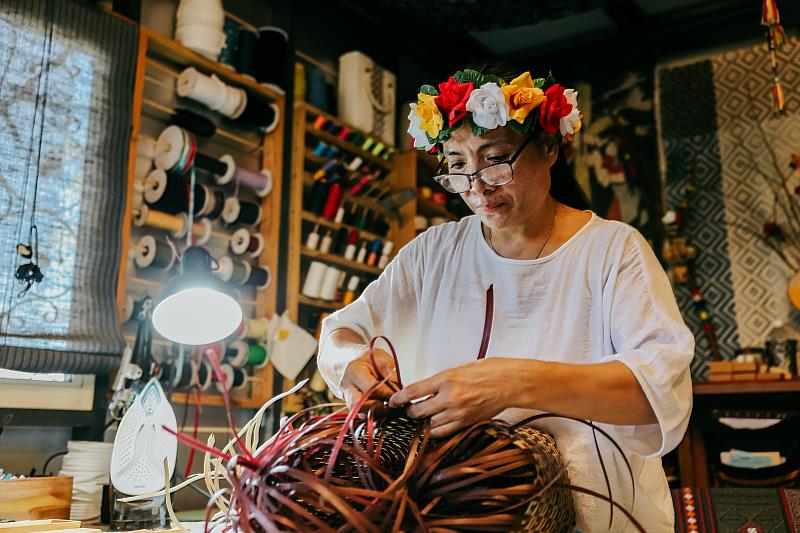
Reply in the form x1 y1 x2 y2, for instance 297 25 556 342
453 69 486 86
507 119 527 135
469 116 490 137
533 77 546 89
507 111 538 136
418 84 439 97
435 124 456 144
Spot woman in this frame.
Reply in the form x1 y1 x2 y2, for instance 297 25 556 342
317 67 693 532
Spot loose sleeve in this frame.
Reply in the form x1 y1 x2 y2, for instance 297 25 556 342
317 238 422 398
606 231 694 458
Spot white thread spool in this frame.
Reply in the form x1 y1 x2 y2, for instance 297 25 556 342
137 135 158 159
217 85 246 118
378 241 395 269
302 261 327 299
134 235 176 271
319 266 341 301
305 225 320 250
175 0 225 60
244 317 270 341
135 156 153 179
131 179 145 210
177 68 226 111
225 340 250 368
230 227 265 258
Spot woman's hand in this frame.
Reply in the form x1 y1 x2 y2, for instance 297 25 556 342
387 359 516 438
340 348 398 413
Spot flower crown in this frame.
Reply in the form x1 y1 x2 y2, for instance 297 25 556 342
407 69 582 153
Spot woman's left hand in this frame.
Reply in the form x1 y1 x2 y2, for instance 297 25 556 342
387 358 519 438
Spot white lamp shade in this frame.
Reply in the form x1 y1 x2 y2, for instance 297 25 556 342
152 287 243 345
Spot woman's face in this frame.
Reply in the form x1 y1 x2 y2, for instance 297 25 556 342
442 124 556 230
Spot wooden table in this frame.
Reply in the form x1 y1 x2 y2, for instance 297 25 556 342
677 379 800 487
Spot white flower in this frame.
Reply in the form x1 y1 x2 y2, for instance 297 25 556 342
465 82 508 130
559 88 582 136
408 104 434 150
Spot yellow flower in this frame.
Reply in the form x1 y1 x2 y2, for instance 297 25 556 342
414 93 443 139
501 72 545 124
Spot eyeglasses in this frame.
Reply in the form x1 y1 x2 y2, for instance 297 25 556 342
432 134 533 194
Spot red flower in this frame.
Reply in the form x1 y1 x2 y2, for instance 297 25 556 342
435 77 474 127
538 84 572 135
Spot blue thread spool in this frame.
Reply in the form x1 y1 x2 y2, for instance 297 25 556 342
218 18 239 68
305 65 328 111
313 141 328 157
324 145 340 159
235 28 259 79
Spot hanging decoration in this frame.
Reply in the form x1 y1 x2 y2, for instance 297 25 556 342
14 1 57 297
761 0 787 114
662 181 722 361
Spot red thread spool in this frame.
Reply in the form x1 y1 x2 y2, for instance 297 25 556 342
321 183 344 219
431 191 447 206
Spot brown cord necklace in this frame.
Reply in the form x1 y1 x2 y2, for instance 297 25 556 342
486 198 559 259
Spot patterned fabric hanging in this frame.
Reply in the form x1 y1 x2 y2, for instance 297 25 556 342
761 0 787 113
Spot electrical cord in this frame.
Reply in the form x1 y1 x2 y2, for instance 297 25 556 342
41 450 68 476
40 418 118 475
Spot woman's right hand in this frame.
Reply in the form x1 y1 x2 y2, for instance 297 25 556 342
340 348 397 413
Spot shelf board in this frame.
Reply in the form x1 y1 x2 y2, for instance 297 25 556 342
417 197 459 221
301 247 383 275
171 390 263 409
127 277 257 306
305 125 392 169
305 150 327 165
298 294 343 311
693 378 800 395
302 211 385 242
143 28 285 105
128 275 165 287
302 101 395 151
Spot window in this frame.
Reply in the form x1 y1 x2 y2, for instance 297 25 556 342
0 0 137 375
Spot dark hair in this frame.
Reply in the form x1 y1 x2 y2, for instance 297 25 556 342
549 148 589 211
460 63 589 211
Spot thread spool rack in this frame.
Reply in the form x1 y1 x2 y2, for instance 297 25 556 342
287 101 416 343
117 27 284 408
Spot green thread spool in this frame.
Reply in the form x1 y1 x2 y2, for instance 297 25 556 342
248 343 268 368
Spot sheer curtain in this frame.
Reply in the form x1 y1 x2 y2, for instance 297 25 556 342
0 0 136 373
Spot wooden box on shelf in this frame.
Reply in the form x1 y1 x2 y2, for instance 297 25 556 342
0 477 73 520
707 360 792 383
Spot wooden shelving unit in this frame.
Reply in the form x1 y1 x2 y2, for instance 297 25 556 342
693 378 800 395
393 151 466 239
417 197 459 221
301 247 384 276
117 27 285 409
287 102 415 328
302 211 384 242
305 125 393 169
